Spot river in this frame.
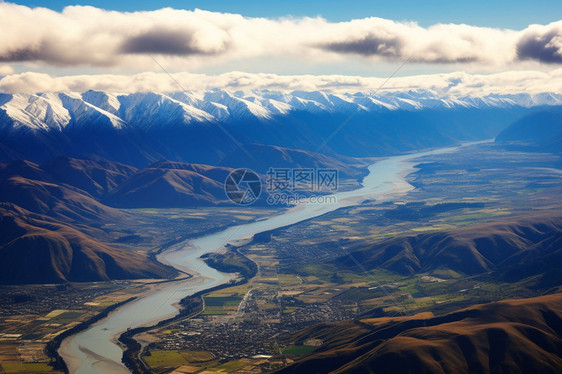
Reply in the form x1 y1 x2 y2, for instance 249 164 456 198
58 144 462 373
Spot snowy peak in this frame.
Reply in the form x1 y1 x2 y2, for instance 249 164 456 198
203 90 273 120
81 90 121 115
59 93 127 130
1 89 561 133
117 93 214 129
0 93 71 131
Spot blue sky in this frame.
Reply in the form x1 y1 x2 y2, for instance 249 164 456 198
10 0 562 29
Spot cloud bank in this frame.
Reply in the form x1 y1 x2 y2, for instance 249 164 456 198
517 23 562 63
0 2 560 71
1 70 561 96
0 65 14 75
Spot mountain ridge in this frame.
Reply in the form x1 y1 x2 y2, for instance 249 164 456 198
495 107 562 155
0 202 174 284
334 213 562 284
2 90 561 133
277 293 562 374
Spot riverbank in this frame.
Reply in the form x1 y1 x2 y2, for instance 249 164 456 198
46 297 137 373
120 249 258 373
58 144 464 373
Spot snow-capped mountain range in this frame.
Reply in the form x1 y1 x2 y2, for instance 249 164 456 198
1 90 561 132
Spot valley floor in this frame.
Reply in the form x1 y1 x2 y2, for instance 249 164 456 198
2 142 562 374
129 143 562 373
0 208 278 374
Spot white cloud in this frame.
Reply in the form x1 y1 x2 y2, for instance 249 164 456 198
1 70 561 96
0 2 560 72
517 22 562 63
312 19 518 65
0 65 14 75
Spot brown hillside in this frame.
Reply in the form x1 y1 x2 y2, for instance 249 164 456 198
0 176 125 223
41 156 137 197
0 203 173 284
278 294 562 374
336 214 562 280
104 161 238 208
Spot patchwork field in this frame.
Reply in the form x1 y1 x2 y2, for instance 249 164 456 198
138 143 562 373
